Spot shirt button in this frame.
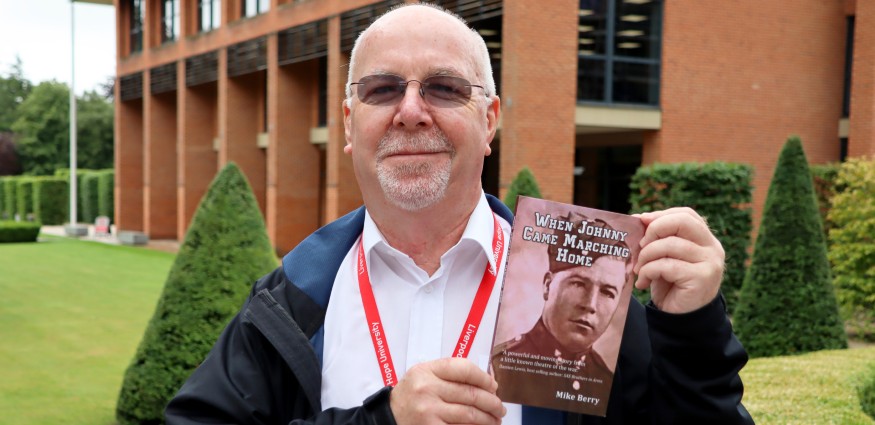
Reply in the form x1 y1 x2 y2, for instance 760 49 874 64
424 284 433 294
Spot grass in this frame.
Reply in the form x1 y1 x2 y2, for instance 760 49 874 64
0 236 174 425
742 346 875 424
1 236 875 424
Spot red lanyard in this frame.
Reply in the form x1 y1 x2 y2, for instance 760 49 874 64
357 213 504 387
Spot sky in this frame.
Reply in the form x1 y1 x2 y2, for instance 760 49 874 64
0 0 116 96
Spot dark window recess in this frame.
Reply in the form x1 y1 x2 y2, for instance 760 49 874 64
840 137 848 162
129 0 145 53
186 51 219 87
242 0 269 17
278 20 328 66
578 0 663 106
162 0 179 43
574 145 641 213
843 16 854 118
228 37 267 78
318 56 327 127
150 63 177 95
430 0 503 22
199 0 221 32
340 1 403 52
120 72 144 102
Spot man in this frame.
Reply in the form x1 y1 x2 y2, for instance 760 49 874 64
491 214 633 411
166 4 753 425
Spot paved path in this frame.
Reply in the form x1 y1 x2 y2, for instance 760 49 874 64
40 225 181 254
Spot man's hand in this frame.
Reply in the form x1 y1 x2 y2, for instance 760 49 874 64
633 207 725 314
390 358 506 425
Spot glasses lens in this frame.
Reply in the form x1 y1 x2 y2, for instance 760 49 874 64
357 75 405 105
422 76 472 107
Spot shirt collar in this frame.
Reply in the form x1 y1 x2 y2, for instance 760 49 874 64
361 191 498 273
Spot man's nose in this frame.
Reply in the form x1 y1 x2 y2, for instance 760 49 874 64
579 289 598 312
393 81 432 129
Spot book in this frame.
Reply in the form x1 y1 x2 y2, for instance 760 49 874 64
489 196 644 416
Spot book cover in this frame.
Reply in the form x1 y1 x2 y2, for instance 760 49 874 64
490 196 644 416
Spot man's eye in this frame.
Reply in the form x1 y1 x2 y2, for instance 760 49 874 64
369 84 400 95
601 290 616 299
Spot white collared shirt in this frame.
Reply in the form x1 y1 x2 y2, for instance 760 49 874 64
321 192 521 424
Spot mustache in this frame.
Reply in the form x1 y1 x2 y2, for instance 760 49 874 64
375 128 455 160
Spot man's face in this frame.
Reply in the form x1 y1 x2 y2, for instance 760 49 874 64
541 256 627 354
342 7 499 211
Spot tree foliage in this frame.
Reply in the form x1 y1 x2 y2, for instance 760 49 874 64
827 157 875 341
116 163 278 425
10 80 113 176
503 167 543 212
734 136 846 357
12 81 71 176
0 57 32 132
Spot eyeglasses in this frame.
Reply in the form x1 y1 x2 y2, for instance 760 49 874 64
349 74 485 108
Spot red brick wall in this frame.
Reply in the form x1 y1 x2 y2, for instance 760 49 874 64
500 0 579 205
648 0 847 232
849 0 875 157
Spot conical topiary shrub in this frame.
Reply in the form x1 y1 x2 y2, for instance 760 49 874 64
734 136 847 357
503 167 542 212
116 163 278 424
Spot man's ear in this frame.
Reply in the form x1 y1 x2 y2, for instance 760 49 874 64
483 96 500 156
343 99 353 154
543 272 553 301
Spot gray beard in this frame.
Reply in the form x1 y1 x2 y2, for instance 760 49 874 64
375 128 455 211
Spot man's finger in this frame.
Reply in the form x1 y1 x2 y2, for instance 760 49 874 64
639 211 718 249
437 380 506 419
429 357 498 392
633 236 710 274
438 402 504 425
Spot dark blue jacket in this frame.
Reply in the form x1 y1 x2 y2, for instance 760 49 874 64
166 195 754 425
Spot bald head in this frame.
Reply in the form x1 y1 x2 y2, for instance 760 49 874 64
345 3 496 100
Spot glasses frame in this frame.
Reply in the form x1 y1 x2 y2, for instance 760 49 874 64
349 74 486 108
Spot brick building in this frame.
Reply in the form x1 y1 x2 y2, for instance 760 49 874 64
110 0 870 253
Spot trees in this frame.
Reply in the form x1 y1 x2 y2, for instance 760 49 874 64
11 81 71 175
0 57 32 132
503 167 543 212
734 136 846 357
116 163 278 425
9 79 113 176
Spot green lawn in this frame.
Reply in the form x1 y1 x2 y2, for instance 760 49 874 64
743 346 875 424
1 236 874 424
0 236 174 425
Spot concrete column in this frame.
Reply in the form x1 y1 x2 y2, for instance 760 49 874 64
266 34 321 254
177 61 218 239
499 0 578 204
325 15 361 222
143 71 179 239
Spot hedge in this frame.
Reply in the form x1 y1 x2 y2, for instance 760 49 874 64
810 162 842 239
81 172 100 224
862 364 875 421
0 177 10 220
16 178 36 221
3 177 18 220
629 161 753 312
116 163 278 425
827 157 875 341
97 169 114 220
734 136 846 357
0 220 41 243
55 168 95 223
34 177 69 225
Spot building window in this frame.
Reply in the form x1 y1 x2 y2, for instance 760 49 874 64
578 0 663 106
129 0 145 53
199 0 221 32
162 0 180 43
843 16 854 118
242 0 270 18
